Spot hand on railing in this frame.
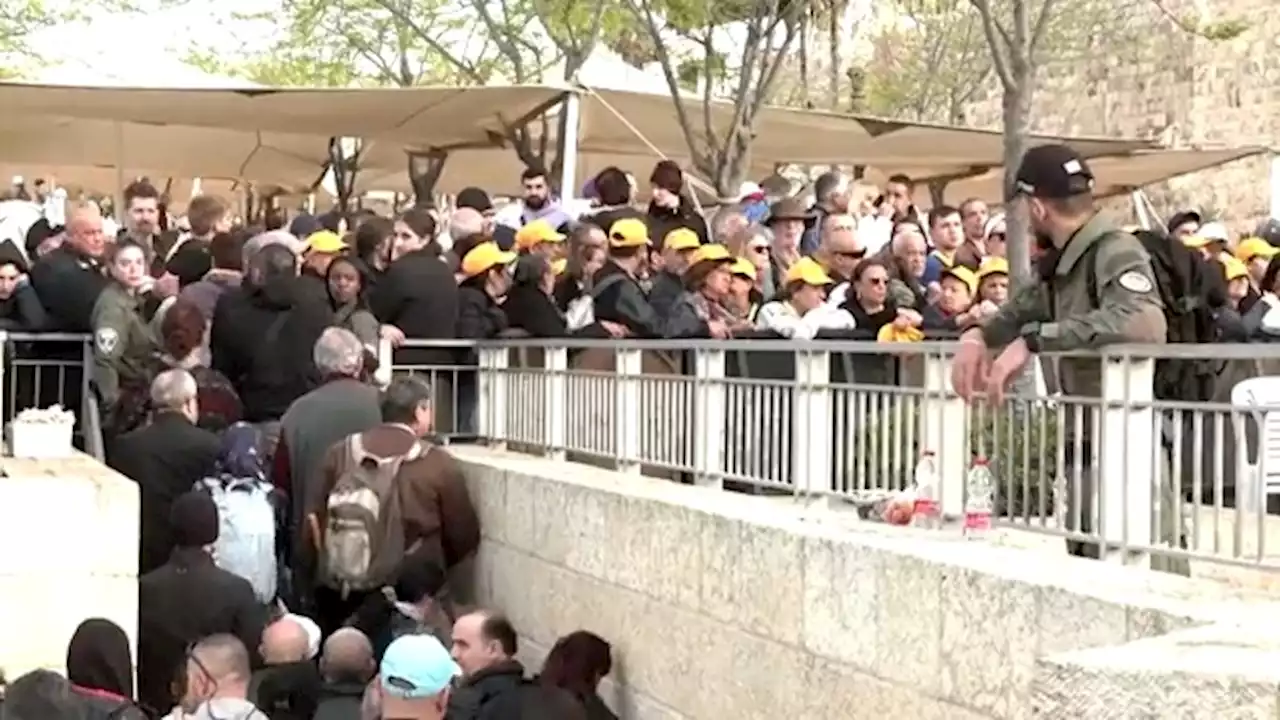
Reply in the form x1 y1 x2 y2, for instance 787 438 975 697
599 321 629 339
951 330 991 401
379 324 406 347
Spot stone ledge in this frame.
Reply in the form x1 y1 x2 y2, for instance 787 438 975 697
453 447 1280 718
1033 622 1280 719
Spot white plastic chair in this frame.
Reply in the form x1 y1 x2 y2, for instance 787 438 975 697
1230 376 1280 513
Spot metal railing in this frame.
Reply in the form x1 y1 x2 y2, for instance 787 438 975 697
0 331 105 460
387 337 1280 575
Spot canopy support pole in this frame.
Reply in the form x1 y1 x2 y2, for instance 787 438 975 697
114 121 125 224
1130 189 1151 229
558 90 581 200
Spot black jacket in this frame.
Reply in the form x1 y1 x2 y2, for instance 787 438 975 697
311 681 366 720
647 270 684 319
369 248 458 365
446 661 584 720
591 262 662 338
30 244 108 331
137 548 269 714
646 201 709 247
211 276 328 422
0 281 48 330
166 238 214 288
456 285 508 339
107 411 220 575
249 661 322 720
503 284 567 337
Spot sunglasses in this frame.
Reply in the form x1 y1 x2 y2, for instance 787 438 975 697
748 244 770 254
836 250 867 259
864 276 888 286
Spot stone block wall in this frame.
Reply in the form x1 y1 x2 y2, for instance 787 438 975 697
452 446 1273 720
963 0 1279 225
0 454 139 679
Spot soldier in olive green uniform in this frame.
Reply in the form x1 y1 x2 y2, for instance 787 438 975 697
92 267 161 433
952 144 1188 576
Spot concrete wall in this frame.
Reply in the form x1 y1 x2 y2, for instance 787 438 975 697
0 453 138 679
454 446 1280 719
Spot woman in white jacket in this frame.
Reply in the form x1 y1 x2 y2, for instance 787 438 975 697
754 257 856 339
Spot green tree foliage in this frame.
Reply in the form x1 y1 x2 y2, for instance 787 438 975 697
0 0 86 67
862 0 991 124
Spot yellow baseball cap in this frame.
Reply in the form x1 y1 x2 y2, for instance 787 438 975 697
941 265 978 295
784 257 833 286
1235 237 1278 263
608 218 650 248
460 241 517 279
976 256 1009 280
1222 256 1248 282
729 257 756 279
515 219 565 252
305 230 347 254
663 228 701 251
686 243 733 268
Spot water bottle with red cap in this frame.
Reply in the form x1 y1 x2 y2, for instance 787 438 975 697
964 457 995 538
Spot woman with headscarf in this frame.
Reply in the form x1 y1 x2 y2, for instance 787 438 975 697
326 254 380 351
66 618 148 718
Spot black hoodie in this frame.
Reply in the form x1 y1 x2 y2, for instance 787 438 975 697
211 275 330 421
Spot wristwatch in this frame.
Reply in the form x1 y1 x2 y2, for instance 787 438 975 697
1018 322 1044 353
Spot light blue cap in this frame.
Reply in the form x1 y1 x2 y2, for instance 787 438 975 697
380 634 460 698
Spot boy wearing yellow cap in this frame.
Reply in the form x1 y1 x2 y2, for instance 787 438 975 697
922 265 988 331
754 257 856 339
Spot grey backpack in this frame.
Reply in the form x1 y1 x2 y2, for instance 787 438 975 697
321 435 424 593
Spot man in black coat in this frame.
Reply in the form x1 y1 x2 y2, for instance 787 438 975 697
137 491 269 715
108 368 220 575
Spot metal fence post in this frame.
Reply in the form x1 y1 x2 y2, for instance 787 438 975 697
1100 353 1155 566
692 347 726 488
477 346 509 450
793 348 832 497
543 347 568 461
922 349 968 519
615 347 642 475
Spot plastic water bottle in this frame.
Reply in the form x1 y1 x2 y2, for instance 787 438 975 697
911 451 940 529
964 457 995 538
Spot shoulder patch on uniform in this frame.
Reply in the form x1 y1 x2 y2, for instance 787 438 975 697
94 327 119 355
1117 271 1153 294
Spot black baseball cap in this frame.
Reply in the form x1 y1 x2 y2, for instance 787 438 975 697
1013 143 1095 199
1166 210 1202 233
456 186 493 213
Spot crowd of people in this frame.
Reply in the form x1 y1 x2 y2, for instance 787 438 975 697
2 145 1280 716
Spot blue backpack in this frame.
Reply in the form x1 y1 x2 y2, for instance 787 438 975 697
197 422 279 603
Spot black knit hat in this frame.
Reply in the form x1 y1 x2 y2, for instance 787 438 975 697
170 490 220 547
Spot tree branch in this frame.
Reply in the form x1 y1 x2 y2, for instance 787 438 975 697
967 0 1016 89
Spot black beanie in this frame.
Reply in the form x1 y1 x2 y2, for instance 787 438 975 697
170 490 220 547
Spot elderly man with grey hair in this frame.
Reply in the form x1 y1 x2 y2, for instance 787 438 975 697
275 327 383 604
107 367 221 574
